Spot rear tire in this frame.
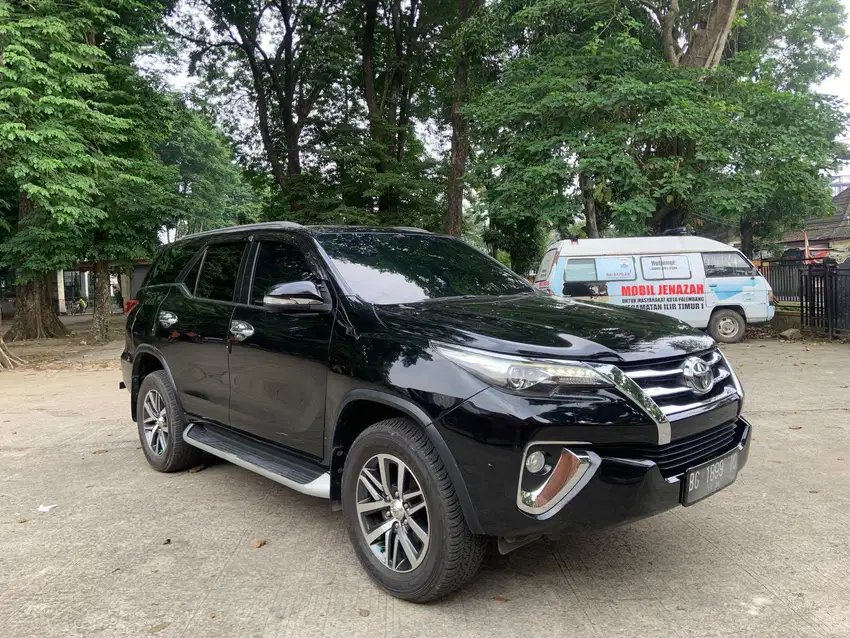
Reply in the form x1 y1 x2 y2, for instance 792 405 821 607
709 309 746 343
136 370 202 472
342 418 487 603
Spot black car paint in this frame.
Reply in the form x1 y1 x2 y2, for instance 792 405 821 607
123 225 748 540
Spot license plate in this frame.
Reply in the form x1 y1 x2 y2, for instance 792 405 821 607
682 449 739 506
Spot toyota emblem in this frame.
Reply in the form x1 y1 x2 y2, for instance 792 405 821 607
682 356 714 395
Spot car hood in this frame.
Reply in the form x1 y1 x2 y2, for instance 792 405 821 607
373 293 714 362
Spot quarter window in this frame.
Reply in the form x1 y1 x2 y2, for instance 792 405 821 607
702 252 753 278
195 243 246 302
146 242 199 286
250 241 315 306
564 257 636 282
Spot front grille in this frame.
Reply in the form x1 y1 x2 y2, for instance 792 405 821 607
617 349 739 419
598 421 740 478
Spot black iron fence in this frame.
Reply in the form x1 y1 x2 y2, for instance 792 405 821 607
759 259 802 302
800 264 850 338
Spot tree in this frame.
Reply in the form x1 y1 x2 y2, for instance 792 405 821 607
0 0 136 341
467 0 847 263
445 0 483 236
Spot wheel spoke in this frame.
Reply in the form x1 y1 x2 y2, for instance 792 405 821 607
377 454 393 497
396 463 406 500
406 501 426 516
405 515 429 545
391 529 401 570
359 473 383 502
365 519 394 544
357 499 390 514
402 490 421 502
397 525 421 568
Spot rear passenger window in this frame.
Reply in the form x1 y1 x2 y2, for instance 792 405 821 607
146 242 198 286
250 241 314 306
703 252 753 277
195 243 246 302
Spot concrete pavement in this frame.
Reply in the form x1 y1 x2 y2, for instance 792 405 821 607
1 339 849 637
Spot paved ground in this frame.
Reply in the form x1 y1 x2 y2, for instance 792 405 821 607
1 338 849 637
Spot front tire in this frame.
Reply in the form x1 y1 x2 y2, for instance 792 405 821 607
136 371 202 472
342 418 487 603
708 309 746 343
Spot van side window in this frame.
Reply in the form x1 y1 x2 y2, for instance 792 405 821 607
703 252 752 277
640 255 691 280
195 243 246 302
250 241 314 306
564 258 598 282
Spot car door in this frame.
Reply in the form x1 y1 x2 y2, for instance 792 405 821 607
228 236 334 457
703 251 763 319
156 240 248 425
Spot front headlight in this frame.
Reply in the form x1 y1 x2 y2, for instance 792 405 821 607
433 343 612 396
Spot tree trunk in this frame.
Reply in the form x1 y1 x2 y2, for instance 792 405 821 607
679 0 740 70
739 218 755 258
579 173 600 238
6 275 68 341
444 0 478 237
89 261 111 343
0 312 27 370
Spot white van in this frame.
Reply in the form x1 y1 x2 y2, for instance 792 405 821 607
534 236 775 343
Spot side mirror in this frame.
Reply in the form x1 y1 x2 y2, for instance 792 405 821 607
263 281 325 311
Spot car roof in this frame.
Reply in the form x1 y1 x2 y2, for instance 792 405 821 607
175 222 434 243
548 236 739 257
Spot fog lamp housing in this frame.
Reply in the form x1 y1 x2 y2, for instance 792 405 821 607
517 444 601 517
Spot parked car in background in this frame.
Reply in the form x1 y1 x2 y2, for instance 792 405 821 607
122 223 751 602
534 236 775 343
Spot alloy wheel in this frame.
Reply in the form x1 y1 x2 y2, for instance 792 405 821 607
142 389 169 456
356 453 430 573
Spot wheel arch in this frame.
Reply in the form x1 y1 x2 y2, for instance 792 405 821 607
130 346 179 421
329 389 483 535
711 304 747 322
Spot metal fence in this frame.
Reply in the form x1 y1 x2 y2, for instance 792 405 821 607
760 259 802 302
800 264 850 338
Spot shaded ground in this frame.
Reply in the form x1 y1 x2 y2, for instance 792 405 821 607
0 314 124 370
1 338 849 637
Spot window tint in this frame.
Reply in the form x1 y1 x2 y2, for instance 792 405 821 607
703 252 753 277
195 243 246 302
146 242 199 286
250 241 314 305
536 249 558 280
317 233 532 305
640 255 691 280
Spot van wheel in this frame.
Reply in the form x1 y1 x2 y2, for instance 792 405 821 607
709 309 746 344
341 418 487 603
136 371 202 472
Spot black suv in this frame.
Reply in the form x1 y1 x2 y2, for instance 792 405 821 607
122 223 751 602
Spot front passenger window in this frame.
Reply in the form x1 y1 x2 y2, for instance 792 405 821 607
250 241 315 306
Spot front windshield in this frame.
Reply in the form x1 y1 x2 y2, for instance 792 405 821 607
317 232 534 305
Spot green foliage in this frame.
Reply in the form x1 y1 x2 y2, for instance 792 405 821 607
467 0 848 260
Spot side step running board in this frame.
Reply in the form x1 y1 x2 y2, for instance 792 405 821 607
183 423 330 499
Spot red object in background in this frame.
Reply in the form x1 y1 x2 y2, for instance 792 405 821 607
124 299 139 315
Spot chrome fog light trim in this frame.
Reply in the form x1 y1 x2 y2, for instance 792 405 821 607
517 444 601 516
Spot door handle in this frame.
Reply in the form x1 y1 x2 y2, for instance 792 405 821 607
158 311 178 327
230 320 255 342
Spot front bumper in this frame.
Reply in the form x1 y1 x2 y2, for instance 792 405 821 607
437 414 752 538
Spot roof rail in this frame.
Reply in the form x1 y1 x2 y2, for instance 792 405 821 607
179 221 303 241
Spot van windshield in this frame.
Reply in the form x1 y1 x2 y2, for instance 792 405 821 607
317 232 533 305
